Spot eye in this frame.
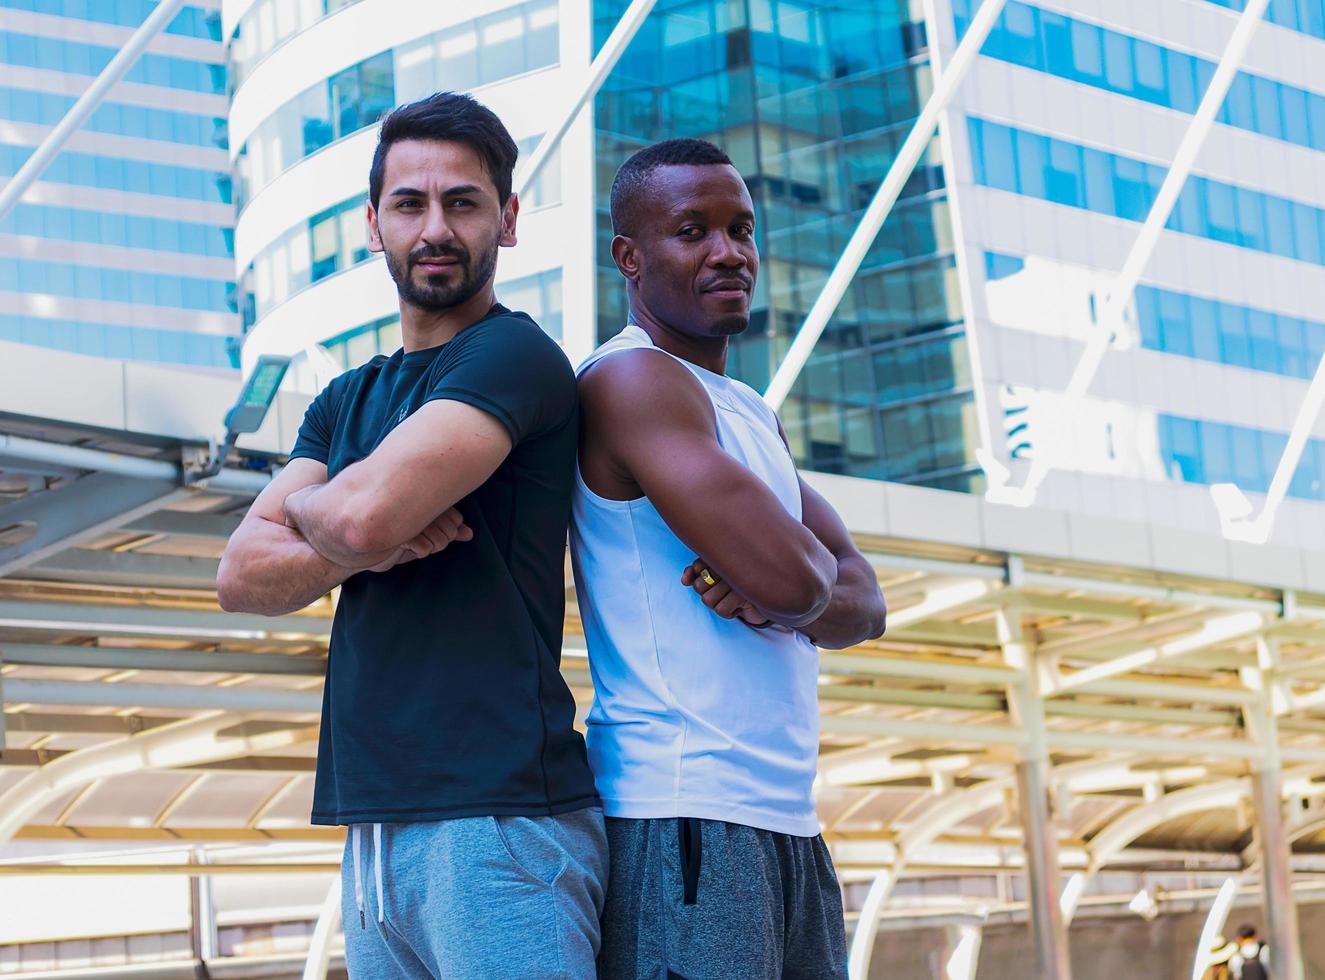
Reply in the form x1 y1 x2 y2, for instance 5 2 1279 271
449 198 474 208
679 225 704 239
397 199 421 210
733 224 753 238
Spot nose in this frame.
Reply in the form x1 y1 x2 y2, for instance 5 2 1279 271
708 231 747 269
420 202 454 246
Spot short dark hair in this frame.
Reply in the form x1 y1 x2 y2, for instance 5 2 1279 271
369 92 518 209
609 138 734 236
1235 925 1258 940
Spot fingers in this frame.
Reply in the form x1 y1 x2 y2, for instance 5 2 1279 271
681 558 706 587
711 589 746 619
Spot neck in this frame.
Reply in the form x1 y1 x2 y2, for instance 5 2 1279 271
400 282 497 352
629 302 729 375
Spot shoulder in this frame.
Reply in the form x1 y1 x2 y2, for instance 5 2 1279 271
578 347 713 434
453 313 573 376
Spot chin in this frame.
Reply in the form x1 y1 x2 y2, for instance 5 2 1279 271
709 315 750 336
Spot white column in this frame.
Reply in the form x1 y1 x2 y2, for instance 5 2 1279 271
999 607 1072 979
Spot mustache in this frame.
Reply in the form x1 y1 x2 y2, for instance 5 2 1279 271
700 274 753 292
409 244 468 266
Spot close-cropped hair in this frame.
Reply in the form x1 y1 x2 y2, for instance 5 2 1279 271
369 91 519 208
609 138 734 236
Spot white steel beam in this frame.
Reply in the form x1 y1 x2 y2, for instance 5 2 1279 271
0 643 323 676
0 0 190 222
1 678 321 713
1191 876 1243 980
514 0 659 198
302 878 342 980
764 0 1012 412
977 0 1272 506
0 712 306 847
1044 612 1266 696
1212 348 1325 543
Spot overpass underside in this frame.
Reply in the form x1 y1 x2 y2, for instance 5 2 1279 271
2 413 1325 978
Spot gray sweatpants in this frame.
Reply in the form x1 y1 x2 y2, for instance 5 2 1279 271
340 807 607 979
598 816 847 980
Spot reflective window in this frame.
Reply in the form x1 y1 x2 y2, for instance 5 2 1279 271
968 117 1325 268
1204 0 1325 40
0 313 233 367
954 0 1325 153
0 31 224 95
0 143 230 202
0 257 233 312
0 86 226 148
0 1 220 40
237 0 558 210
1 202 232 257
1159 413 1324 500
230 0 358 89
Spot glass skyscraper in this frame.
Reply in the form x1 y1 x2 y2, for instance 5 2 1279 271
0 0 237 369
593 0 980 490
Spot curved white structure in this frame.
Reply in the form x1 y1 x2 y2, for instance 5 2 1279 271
224 0 599 389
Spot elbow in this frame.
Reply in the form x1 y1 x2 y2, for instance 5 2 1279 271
215 554 247 614
770 562 835 626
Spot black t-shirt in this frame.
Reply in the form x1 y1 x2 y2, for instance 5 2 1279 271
290 305 598 825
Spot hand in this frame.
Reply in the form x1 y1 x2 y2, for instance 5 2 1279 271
365 508 473 573
682 558 770 626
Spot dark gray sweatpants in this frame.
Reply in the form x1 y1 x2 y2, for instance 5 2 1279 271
598 816 847 980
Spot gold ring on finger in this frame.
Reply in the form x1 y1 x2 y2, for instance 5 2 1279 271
700 568 717 587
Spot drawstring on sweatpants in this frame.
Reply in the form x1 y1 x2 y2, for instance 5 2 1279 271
351 824 385 928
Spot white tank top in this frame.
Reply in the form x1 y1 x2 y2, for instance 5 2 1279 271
569 325 820 837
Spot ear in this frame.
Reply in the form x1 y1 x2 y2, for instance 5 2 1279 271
499 193 519 247
610 234 640 283
366 201 384 254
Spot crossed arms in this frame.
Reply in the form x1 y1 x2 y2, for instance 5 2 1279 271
216 399 510 616
577 349 887 648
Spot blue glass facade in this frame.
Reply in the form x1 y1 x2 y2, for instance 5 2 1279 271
968 117 1325 267
3 203 232 258
0 5 236 367
0 1 222 41
593 0 976 489
1204 0 1325 39
0 258 233 313
1159 414 1325 499
0 314 233 369
985 250 1325 379
952 0 1325 154
0 144 231 204
0 31 225 94
0 86 226 148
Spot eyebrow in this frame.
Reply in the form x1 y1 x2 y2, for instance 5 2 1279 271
388 184 485 199
676 207 756 222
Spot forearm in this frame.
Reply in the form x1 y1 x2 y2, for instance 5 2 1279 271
795 556 886 649
283 482 390 568
217 520 354 616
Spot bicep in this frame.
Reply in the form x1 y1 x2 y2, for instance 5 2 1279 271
798 477 861 561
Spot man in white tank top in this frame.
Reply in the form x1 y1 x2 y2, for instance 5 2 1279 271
571 138 887 979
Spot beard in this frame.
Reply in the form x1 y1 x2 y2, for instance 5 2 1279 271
384 234 499 312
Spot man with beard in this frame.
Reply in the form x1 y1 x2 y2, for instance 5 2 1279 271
570 139 887 978
217 92 604 978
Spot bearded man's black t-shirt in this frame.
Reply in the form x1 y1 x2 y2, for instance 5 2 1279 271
290 304 598 824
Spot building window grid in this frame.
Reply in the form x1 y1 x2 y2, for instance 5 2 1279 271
0 1 222 41
0 85 227 149
953 0 1325 156
0 256 234 313
968 116 1325 269
1159 413 1325 500
0 31 225 96
0 313 233 368
2 202 233 258
0 143 231 204
230 0 367 91
1203 0 1325 40
236 0 559 212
